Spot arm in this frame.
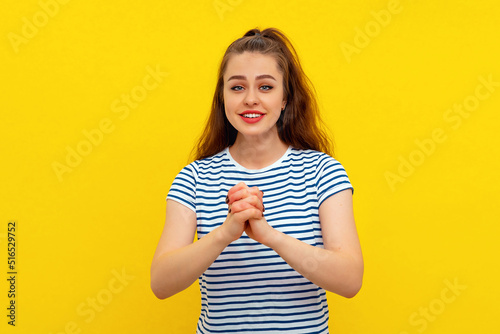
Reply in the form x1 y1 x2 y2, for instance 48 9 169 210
150 198 262 299
247 189 363 298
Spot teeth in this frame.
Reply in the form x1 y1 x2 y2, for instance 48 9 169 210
242 113 262 118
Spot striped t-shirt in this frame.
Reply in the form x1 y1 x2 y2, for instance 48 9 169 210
167 146 353 334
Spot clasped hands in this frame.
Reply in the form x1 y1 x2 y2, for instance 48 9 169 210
221 182 275 245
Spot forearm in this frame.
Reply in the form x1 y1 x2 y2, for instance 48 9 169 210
151 226 230 299
266 230 363 298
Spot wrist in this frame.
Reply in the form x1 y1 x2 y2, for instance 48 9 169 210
212 225 235 248
262 227 285 250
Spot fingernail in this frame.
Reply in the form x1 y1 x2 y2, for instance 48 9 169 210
225 195 229 204
263 205 265 212
228 207 231 214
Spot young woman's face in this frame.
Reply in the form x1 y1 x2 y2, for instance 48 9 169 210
223 52 287 141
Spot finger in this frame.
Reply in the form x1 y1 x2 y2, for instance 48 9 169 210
227 187 252 206
230 196 264 213
232 207 264 224
226 182 249 204
229 200 255 214
227 186 264 217
245 194 265 213
227 186 264 207
248 187 264 206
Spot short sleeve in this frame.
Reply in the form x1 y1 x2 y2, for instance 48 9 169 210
315 154 353 207
166 163 197 213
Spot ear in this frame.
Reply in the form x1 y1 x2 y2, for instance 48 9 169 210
282 101 287 111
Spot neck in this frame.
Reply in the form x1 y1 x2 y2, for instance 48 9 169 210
229 131 289 169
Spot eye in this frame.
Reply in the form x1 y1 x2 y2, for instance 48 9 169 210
260 85 273 91
230 85 244 91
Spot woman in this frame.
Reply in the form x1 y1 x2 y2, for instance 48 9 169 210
151 27 363 333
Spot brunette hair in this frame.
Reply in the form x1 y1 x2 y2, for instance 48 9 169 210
192 27 333 161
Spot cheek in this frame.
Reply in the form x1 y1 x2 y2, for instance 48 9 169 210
268 96 284 111
223 99 231 115
222 91 230 113
223 94 239 112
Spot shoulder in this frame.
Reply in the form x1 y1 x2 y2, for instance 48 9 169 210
289 147 353 203
167 149 228 211
193 148 229 170
172 148 229 182
288 147 344 171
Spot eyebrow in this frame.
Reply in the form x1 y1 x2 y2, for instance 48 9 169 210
227 74 277 82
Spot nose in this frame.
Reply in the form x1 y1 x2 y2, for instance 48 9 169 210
243 87 259 106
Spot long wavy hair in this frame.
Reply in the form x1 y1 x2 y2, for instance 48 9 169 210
192 27 334 161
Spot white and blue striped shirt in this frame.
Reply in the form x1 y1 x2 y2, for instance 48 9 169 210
167 146 353 334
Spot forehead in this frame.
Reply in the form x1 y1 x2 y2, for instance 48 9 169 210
224 52 282 79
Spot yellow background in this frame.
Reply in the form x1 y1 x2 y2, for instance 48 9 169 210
2 0 499 333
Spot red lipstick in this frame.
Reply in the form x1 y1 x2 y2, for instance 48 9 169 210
239 110 265 124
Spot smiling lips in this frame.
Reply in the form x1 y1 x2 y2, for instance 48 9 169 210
239 110 265 124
